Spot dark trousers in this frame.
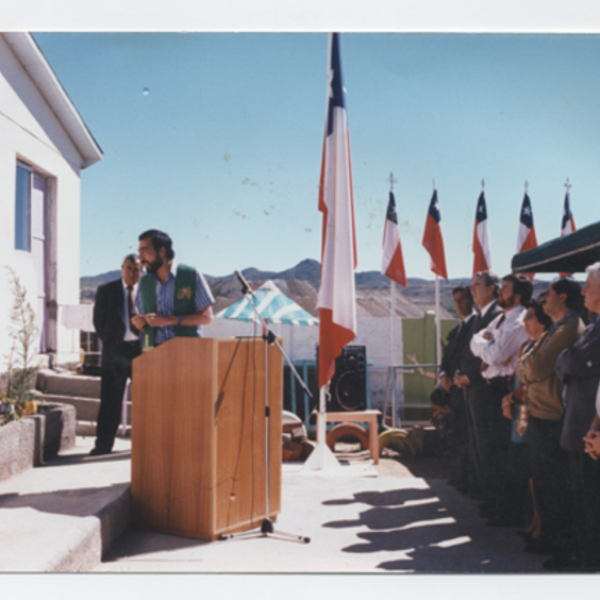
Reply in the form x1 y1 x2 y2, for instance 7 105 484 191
96 341 140 451
465 381 489 494
567 450 600 564
483 377 512 508
528 416 571 544
448 388 471 484
466 377 510 503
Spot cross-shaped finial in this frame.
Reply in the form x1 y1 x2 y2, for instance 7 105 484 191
481 179 485 190
524 180 529 194
564 177 572 194
386 172 398 192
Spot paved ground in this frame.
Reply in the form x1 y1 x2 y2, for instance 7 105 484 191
95 446 546 574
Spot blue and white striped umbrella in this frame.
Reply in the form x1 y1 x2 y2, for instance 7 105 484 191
216 280 319 326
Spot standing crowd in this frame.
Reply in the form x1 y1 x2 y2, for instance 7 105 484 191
433 264 600 572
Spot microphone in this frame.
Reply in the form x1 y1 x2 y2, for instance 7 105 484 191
234 270 252 295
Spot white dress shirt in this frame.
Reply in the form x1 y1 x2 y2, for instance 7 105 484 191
470 304 530 378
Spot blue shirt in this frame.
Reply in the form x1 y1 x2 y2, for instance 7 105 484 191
135 266 215 345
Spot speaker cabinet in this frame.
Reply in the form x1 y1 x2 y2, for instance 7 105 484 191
326 345 367 412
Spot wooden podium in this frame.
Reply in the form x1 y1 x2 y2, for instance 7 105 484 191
131 337 283 541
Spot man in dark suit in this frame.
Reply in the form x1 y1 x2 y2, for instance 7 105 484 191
91 254 142 455
454 271 503 499
437 285 475 488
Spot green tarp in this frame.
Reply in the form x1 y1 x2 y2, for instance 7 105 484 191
512 221 600 273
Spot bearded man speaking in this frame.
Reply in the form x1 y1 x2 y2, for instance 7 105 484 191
132 229 214 349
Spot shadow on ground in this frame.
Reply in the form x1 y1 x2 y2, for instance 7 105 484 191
322 458 543 574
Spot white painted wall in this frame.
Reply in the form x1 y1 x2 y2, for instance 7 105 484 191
0 35 85 369
203 315 405 410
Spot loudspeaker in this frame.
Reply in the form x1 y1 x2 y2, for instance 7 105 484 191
326 345 367 412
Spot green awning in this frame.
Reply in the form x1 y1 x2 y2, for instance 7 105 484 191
512 221 600 273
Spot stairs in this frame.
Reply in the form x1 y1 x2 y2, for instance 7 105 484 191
36 369 131 437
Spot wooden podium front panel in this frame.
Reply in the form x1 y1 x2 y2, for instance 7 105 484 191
131 337 282 541
131 338 218 539
213 338 283 536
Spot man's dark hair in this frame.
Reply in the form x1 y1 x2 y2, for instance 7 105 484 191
525 298 553 330
474 270 500 297
503 273 533 305
122 253 138 266
138 229 175 260
548 277 584 312
452 285 472 300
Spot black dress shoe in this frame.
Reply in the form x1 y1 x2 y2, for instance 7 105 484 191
516 531 533 542
89 447 111 456
447 478 463 487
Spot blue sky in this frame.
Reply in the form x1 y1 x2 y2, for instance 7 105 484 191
33 32 600 280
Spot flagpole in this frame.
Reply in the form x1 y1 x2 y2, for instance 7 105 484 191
391 278 397 428
435 274 441 370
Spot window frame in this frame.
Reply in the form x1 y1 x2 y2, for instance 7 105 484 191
15 161 34 253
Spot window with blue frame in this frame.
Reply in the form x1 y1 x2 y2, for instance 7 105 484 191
15 163 32 252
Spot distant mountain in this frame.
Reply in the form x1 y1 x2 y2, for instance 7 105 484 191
80 260 551 319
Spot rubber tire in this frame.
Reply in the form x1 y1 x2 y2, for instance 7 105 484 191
378 428 416 455
326 422 368 451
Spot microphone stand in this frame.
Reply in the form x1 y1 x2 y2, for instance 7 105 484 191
218 272 311 544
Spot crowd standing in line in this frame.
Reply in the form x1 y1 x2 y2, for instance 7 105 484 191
433 263 600 572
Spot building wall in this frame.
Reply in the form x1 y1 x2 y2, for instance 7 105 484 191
0 35 84 370
202 313 458 415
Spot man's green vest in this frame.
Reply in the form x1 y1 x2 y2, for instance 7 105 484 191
139 264 198 350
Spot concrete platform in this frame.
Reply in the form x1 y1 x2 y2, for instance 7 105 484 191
0 435 130 572
0 432 557 575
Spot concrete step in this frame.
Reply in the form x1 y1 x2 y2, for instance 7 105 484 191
0 436 131 572
76 420 131 437
37 370 101 399
42 394 131 425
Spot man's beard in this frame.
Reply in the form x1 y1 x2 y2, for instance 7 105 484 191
144 256 163 274
498 295 514 309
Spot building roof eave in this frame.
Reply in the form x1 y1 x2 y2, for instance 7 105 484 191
2 32 103 169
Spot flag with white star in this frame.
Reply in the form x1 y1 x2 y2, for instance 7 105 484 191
317 33 357 389
422 189 448 280
381 191 407 286
559 189 576 276
472 191 491 275
561 191 576 237
516 193 538 280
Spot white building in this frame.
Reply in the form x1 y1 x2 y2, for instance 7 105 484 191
0 32 102 370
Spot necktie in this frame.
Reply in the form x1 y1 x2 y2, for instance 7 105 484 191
127 285 135 333
495 313 506 329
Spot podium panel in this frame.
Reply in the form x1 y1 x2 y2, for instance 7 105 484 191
131 337 282 540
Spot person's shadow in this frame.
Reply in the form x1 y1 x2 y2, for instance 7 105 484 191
321 480 545 573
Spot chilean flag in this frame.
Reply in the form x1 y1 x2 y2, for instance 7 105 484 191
516 193 538 280
559 190 576 276
421 190 448 280
561 191 576 236
317 33 357 390
472 192 491 275
381 191 407 287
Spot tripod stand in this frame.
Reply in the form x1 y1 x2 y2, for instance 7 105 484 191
218 272 311 544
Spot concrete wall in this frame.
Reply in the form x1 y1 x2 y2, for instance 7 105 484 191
0 35 84 370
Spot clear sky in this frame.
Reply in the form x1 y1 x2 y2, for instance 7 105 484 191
32 31 600 280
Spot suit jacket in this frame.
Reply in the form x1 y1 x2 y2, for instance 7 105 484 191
94 279 132 366
440 315 476 381
459 301 503 385
556 316 600 452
